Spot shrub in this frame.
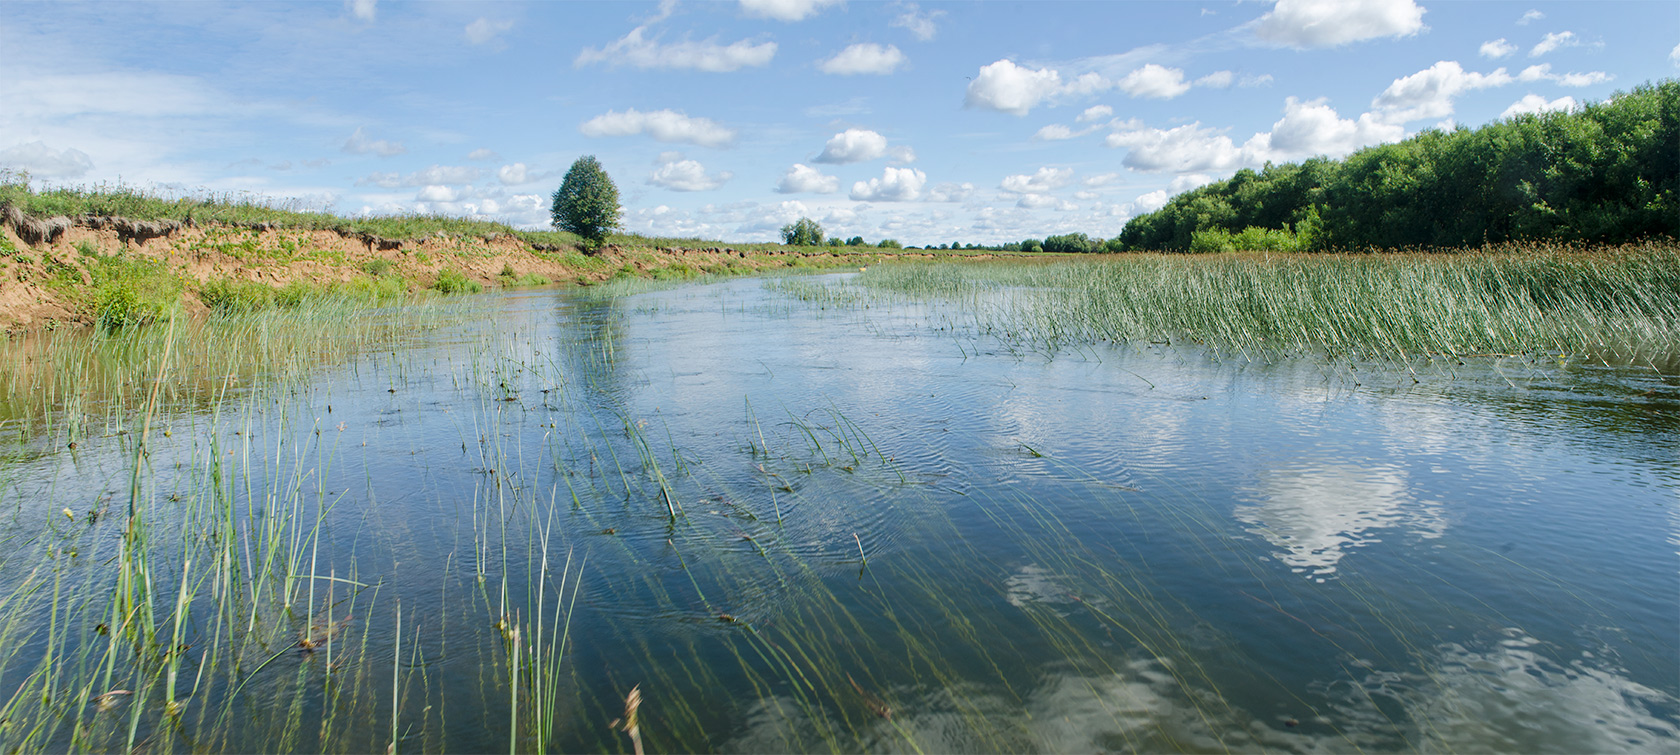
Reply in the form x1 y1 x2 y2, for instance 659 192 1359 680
1189 228 1236 253
432 268 483 294
1043 233 1099 254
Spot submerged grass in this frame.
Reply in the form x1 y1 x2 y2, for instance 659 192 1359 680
837 242 1680 364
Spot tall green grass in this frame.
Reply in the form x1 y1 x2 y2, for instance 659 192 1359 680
845 242 1680 363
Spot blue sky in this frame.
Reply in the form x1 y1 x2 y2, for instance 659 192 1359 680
3 1 1676 246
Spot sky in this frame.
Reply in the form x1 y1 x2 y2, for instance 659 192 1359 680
2 0 1676 246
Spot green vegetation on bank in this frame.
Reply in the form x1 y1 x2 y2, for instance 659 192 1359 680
1117 80 1679 252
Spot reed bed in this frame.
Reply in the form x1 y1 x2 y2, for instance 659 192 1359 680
836 242 1680 365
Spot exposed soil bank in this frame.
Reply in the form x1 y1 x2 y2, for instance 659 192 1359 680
0 207 1011 331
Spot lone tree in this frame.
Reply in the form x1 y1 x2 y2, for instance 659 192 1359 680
551 155 621 250
780 217 823 246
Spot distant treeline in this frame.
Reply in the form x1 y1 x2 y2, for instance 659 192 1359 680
1112 80 1677 252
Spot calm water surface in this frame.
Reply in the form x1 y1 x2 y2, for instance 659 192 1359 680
4 274 1676 752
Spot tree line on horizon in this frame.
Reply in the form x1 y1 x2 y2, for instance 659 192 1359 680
1111 80 1678 253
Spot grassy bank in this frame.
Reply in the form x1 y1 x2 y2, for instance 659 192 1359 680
806 241 1680 364
0 175 1016 331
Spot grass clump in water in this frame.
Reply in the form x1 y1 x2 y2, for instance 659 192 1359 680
431 268 483 295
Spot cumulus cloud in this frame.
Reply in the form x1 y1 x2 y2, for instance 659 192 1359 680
497 163 533 185
775 163 839 194
1371 61 1513 123
814 128 891 163
1106 123 1248 173
648 152 731 191
0 141 94 178
1169 174 1217 193
346 0 376 22
927 182 973 202
1255 0 1426 49
1000 167 1075 195
891 3 946 41
1196 70 1235 89
1480 38 1517 58
1117 64 1191 99
1083 172 1120 187
1256 96 1405 160
1530 31 1580 57
1015 194 1077 211
1518 9 1544 25
1518 64 1611 86
416 184 465 202
849 167 926 201
1132 189 1170 214
465 18 514 45
819 43 906 75
964 59 1108 116
575 26 775 72
1077 105 1113 123
467 148 500 161
579 108 736 147
1502 93 1577 118
739 0 843 22
342 127 406 156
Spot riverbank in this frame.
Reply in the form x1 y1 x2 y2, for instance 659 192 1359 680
0 204 1014 331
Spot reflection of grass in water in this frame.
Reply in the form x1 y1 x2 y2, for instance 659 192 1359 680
806 243 1680 363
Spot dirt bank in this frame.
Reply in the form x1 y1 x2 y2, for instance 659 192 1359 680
0 208 989 331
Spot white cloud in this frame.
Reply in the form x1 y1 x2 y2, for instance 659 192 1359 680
927 182 973 202
1371 61 1513 123
1118 64 1190 99
1077 105 1113 123
775 163 839 194
1480 38 1517 58
0 141 94 178
818 43 906 75
1000 166 1074 194
1132 189 1170 214
579 108 736 147
964 59 1108 116
739 0 843 22
497 163 531 185
1672 42 1680 66
1033 124 1089 141
416 185 465 203
1518 9 1544 25
1169 174 1216 193
850 167 926 201
1518 64 1611 87
1196 70 1235 89
356 165 481 187
342 126 406 156
1083 173 1120 187
1106 122 1247 173
1530 31 1580 57
1255 0 1426 49
467 148 500 161
891 3 946 41
575 26 775 72
1016 194 1076 211
814 128 891 163
1242 73 1276 87
1502 93 1577 118
346 0 376 22
648 152 730 191
1257 96 1405 160
465 18 514 45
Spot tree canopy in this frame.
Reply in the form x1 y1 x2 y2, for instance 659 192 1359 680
1114 80 1678 252
781 217 823 246
551 155 621 248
